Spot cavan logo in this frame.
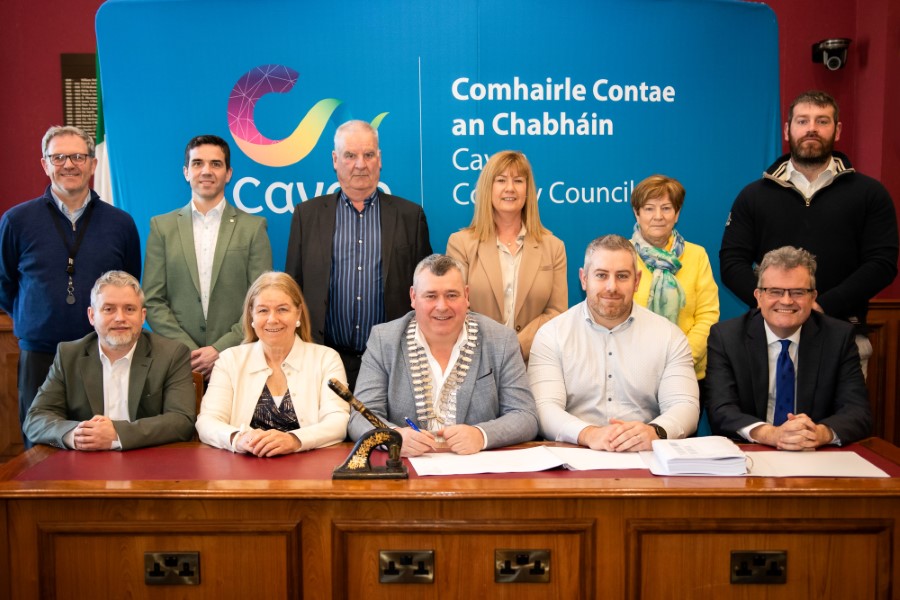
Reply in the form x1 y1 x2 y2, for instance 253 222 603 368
228 64 388 167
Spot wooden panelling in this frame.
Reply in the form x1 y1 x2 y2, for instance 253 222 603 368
0 312 23 462
36 521 302 600
1 440 899 599
333 519 593 599
867 300 900 445
628 518 892 599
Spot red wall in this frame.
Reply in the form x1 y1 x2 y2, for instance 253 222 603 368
0 0 106 211
1 0 898 296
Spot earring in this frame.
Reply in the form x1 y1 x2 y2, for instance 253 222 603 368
295 320 301 327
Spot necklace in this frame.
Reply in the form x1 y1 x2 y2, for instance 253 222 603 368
405 315 478 429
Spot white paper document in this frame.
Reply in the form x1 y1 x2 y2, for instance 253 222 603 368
746 450 889 478
407 443 891 479
647 436 748 476
408 445 646 476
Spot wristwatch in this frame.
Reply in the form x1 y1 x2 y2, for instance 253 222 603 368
651 423 667 440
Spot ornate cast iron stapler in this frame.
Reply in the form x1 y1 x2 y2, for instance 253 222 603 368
327 378 408 480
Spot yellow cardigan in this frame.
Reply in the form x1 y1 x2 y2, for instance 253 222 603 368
633 239 719 379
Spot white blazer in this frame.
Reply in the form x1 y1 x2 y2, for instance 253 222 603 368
196 336 349 452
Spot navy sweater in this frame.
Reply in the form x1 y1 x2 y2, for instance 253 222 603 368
0 187 141 352
720 152 899 331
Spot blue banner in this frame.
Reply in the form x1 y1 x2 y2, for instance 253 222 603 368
97 0 779 320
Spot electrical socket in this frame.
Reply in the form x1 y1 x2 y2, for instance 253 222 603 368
379 550 434 583
730 550 787 584
495 549 550 583
144 552 200 585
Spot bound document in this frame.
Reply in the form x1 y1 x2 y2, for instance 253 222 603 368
647 436 748 476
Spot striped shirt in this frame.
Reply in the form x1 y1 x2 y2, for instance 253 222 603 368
325 190 383 352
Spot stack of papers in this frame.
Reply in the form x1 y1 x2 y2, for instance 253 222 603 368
408 446 645 476
648 436 747 476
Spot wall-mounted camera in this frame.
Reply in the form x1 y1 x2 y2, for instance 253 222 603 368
812 38 851 71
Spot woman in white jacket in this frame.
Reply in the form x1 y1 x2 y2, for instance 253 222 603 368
196 272 349 456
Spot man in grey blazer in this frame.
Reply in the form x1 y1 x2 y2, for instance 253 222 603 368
285 120 431 390
24 271 195 450
707 246 871 449
348 254 538 456
144 135 272 379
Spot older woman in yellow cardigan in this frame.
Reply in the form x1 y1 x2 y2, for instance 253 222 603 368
447 151 567 362
630 175 719 380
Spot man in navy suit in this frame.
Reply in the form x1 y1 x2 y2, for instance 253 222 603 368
707 246 871 449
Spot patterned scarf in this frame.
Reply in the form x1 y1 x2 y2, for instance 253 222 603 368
631 223 686 324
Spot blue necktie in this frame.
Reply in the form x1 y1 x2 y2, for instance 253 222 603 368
773 339 794 426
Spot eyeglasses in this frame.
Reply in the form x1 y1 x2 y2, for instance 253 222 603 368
44 153 92 166
758 287 814 299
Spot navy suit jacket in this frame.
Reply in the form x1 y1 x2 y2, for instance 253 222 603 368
706 309 871 444
284 192 432 345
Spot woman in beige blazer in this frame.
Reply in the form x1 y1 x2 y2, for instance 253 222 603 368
447 151 567 362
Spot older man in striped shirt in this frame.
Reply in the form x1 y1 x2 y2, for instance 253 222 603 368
286 121 432 390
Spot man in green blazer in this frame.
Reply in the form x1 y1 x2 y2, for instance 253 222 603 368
24 271 196 450
144 135 272 379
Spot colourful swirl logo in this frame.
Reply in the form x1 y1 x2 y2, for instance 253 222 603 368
228 64 388 167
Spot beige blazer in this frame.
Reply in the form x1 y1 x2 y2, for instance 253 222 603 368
447 229 567 361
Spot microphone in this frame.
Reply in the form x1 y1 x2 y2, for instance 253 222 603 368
327 378 391 430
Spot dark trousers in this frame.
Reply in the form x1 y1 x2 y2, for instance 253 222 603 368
17 349 55 449
335 349 363 393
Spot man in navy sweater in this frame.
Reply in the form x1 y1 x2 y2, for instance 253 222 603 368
0 126 141 447
720 90 898 376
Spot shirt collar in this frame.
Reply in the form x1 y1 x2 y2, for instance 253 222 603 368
339 189 379 210
97 336 139 366
248 336 305 373
762 320 802 345
191 197 226 217
579 301 635 332
414 317 468 354
785 156 836 185
51 189 92 221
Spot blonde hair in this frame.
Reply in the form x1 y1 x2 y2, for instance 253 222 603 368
241 272 312 343
466 150 547 243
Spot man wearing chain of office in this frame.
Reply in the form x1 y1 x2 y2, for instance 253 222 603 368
348 254 538 456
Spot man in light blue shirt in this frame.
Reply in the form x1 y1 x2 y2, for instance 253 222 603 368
529 234 699 451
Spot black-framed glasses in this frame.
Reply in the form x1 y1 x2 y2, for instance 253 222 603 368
758 287 814 299
44 153 92 166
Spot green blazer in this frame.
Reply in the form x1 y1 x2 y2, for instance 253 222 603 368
144 202 272 351
23 331 196 450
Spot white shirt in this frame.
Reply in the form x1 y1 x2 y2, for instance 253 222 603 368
528 302 699 445
191 198 225 318
496 225 526 327
786 157 837 200
63 339 139 450
414 321 489 448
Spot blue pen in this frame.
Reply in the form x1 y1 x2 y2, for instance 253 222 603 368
404 417 421 432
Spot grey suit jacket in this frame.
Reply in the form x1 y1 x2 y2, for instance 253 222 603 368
284 192 432 345
23 331 196 449
348 312 538 448
144 202 272 351
706 309 871 444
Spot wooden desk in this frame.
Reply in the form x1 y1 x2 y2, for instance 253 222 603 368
1 440 899 599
